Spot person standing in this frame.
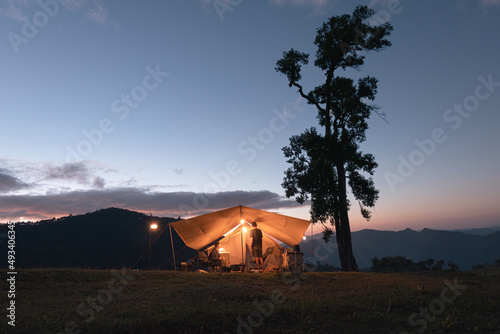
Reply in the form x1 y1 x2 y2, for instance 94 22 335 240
250 221 264 272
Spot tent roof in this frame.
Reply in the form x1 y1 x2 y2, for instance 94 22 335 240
170 205 311 250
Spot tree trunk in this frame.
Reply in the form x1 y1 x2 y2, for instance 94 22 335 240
335 224 359 271
335 162 359 272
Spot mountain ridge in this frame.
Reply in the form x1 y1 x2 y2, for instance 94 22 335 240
2 208 498 270
301 227 500 270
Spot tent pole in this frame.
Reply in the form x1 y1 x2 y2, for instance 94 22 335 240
240 227 244 270
240 205 245 271
169 223 176 271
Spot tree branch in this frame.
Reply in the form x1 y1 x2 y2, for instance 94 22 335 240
291 81 326 116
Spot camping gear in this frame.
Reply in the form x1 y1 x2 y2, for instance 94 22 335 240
171 206 311 271
179 262 194 271
283 251 304 271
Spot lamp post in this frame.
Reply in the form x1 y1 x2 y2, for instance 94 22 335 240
149 223 158 270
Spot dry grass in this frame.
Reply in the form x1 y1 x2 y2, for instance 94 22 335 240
1 268 499 333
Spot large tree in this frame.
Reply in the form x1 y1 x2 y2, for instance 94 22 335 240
275 5 392 271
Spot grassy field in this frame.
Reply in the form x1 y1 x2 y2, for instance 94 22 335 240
1 267 499 334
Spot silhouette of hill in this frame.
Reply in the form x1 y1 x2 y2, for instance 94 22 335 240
0 208 195 269
3 209 499 271
300 228 500 271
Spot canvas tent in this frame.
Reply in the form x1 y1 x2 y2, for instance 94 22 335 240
170 205 311 270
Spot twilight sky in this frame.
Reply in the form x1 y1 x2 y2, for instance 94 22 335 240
1 0 499 232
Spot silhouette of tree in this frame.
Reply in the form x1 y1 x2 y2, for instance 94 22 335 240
416 258 435 271
433 259 445 271
276 5 392 271
447 260 460 271
371 256 416 272
371 256 464 272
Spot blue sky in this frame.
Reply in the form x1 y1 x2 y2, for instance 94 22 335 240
1 0 499 232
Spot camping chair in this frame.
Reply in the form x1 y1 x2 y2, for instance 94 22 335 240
199 250 222 272
209 258 222 272
262 247 275 267
250 246 275 270
197 251 210 269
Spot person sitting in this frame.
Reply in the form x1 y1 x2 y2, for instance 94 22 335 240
208 240 222 271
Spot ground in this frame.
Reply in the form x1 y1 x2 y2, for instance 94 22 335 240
1 267 499 333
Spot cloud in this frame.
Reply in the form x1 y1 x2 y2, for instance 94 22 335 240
85 0 121 30
0 169 30 193
0 158 307 222
0 158 115 192
1 0 29 21
93 176 105 188
41 161 112 188
0 188 306 221
86 0 107 25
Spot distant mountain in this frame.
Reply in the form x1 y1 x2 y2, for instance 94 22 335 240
3 209 499 271
300 228 500 271
450 226 500 236
0 208 195 269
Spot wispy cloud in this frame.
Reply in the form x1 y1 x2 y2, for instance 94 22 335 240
1 0 29 21
86 0 107 24
86 0 121 30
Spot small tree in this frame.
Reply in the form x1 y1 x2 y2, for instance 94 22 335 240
447 260 460 271
433 259 445 271
416 258 436 271
276 5 392 271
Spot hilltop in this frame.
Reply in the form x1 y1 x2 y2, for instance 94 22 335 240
0 208 193 269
